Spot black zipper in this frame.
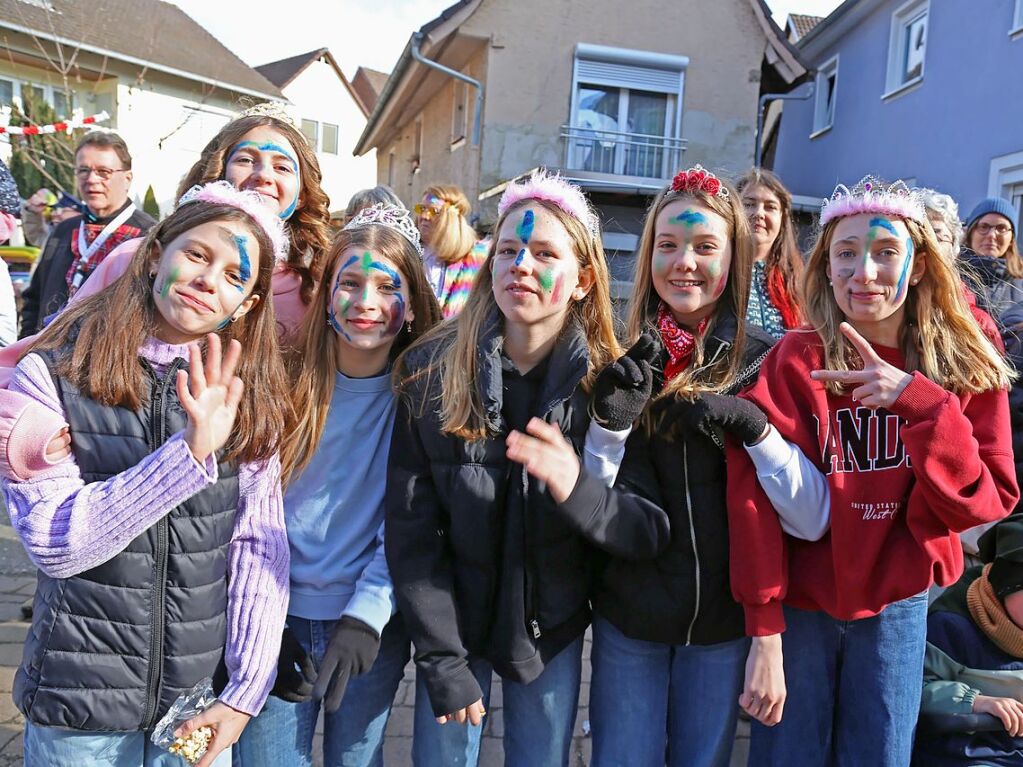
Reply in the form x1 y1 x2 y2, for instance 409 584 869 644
141 358 184 731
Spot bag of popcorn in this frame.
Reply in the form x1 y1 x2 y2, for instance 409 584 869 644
151 677 217 765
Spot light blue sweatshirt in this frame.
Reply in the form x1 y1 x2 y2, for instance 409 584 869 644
285 370 396 634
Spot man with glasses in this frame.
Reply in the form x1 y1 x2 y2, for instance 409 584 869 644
19 131 155 337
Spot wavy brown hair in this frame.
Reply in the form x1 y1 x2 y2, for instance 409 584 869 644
26 202 290 463
628 178 755 401
280 224 442 483
737 167 803 326
176 114 332 303
804 215 1013 394
421 184 477 265
398 198 621 440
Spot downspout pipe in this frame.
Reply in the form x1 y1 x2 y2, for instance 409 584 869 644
411 31 484 146
754 81 815 168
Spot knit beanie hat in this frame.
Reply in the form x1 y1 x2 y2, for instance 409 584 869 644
967 197 1016 231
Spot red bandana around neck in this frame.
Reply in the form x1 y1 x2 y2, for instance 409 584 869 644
657 302 708 381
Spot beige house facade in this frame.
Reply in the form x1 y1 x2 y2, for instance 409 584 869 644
356 0 805 276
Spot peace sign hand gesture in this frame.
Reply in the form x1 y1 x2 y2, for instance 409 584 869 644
809 322 912 410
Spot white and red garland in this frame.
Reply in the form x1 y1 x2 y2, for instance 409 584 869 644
0 111 109 136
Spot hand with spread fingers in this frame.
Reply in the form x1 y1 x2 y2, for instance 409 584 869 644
506 417 581 504
591 332 662 431
178 333 245 463
672 392 769 446
810 322 913 409
311 616 381 713
270 626 316 703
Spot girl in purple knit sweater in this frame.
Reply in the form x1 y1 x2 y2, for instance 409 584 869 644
1 182 292 767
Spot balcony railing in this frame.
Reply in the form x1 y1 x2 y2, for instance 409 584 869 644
560 125 687 181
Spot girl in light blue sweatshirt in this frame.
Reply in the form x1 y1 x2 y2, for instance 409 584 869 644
234 205 442 767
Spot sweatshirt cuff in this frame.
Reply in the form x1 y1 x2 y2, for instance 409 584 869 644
889 372 951 423
343 588 396 638
743 426 791 476
218 677 270 717
424 663 485 718
744 600 786 636
557 469 607 531
585 421 631 454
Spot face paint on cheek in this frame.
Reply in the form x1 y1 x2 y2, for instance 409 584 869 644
384 293 406 337
158 266 179 300
233 235 250 293
539 267 557 297
709 262 730 300
894 237 914 302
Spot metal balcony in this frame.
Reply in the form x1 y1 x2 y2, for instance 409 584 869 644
560 124 687 183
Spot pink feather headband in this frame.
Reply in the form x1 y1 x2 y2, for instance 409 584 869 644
819 177 926 227
177 180 290 263
498 169 600 239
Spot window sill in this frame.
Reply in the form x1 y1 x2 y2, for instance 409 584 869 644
882 76 923 102
1011 24 1023 40
809 124 833 140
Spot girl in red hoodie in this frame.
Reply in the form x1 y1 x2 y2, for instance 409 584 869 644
726 177 1019 766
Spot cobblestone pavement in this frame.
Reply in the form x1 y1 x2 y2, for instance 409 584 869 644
0 507 750 766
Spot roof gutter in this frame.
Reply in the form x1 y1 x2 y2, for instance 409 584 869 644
410 31 483 146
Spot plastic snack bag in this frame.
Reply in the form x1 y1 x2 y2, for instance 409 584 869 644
151 678 217 765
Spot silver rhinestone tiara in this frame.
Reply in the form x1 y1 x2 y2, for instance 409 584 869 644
343 203 424 256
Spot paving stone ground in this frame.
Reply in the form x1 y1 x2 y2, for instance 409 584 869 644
0 507 749 766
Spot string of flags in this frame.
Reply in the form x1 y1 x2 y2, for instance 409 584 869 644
0 111 110 136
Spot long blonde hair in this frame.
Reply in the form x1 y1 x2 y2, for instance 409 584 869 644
628 179 755 400
422 184 477 265
397 199 621 440
281 225 442 483
804 216 1013 394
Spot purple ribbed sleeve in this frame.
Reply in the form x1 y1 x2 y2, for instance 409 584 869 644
218 454 289 715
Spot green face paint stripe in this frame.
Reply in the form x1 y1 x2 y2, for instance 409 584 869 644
159 266 178 299
539 268 555 293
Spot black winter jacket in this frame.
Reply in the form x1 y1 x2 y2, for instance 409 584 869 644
593 313 774 646
385 314 668 716
15 352 238 731
961 251 1023 333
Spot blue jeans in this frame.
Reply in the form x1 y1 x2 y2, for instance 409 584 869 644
750 593 929 767
589 615 748 767
412 634 584 767
24 721 231 766
233 614 410 767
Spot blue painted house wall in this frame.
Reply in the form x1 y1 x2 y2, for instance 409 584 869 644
773 0 1023 215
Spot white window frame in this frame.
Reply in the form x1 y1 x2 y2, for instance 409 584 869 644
1012 0 1023 38
884 0 928 100
0 76 75 118
988 150 1023 229
811 55 839 137
321 122 338 155
300 118 320 151
568 43 688 180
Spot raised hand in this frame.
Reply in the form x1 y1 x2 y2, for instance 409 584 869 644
506 417 581 504
673 393 768 445
591 332 662 431
311 617 382 713
810 322 912 409
270 627 316 703
178 333 245 463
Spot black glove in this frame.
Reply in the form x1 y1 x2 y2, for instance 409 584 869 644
592 332 662 430
675 393 768 445
271 626 317 703
312 616 382 713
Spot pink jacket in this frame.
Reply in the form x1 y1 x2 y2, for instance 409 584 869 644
0 238 310 481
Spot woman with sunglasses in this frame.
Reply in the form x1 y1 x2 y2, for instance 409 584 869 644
960 197 1023 334
414 184 486 318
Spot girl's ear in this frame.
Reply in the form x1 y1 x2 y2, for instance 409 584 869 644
148 242 163 279
231 293 261 322
572 264 595 301
910 250 927 285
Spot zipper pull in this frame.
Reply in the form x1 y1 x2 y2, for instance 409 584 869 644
531 619 541 639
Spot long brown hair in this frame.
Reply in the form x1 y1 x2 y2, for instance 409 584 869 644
965 216 1023 278
280 225 442 483
804 215 1013 394
176 114 332 303
421 184 477 265
27 202 290 463
628 178 755 400
398 198 621 440
737 167 803 327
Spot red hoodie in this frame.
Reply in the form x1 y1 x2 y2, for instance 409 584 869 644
726 330 1018 636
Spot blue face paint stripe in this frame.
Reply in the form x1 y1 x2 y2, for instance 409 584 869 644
233 235 250 293
895 237 914 300
340 255 359 272
516 210 535 244
227 140 298 171
671 210 708 228
869 217 900 238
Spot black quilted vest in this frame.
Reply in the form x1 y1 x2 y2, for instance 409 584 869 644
14 352 239 731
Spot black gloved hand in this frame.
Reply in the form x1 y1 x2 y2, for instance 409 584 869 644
592 332 662 430
312 616 382 713
271 626 317 703
675 393 768 445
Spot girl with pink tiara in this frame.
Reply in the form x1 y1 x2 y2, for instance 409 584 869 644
4 181 291 766
727 178 1018 765
387 171 670 765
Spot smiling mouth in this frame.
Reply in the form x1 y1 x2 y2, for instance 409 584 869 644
669 279 704 289
347 318 383 329
177 291 214 313
507 282 537 296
